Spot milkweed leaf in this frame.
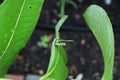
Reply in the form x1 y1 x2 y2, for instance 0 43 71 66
40 41 68 80
83 5 114 80
0 0 44 77
40 15 68 80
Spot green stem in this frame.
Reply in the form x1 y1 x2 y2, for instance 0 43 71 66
55 15 68 39
60 0 65 17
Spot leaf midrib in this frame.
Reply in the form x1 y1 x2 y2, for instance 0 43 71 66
0 0 26 60
43 46 65 79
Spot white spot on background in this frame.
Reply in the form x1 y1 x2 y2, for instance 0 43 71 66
105 0 112 5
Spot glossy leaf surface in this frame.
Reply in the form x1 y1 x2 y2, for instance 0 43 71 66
83 5 114 80
0 0 44 77
40 16 68 80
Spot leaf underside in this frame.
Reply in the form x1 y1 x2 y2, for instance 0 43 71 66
0 0 44 77
83 5 114 80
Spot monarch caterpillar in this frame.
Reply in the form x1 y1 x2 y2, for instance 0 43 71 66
55 42 66 46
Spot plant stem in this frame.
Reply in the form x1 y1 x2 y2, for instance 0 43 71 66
60 0 65 17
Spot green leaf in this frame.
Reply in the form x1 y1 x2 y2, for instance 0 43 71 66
41 35 50 42
83 5 114 80
40 15 68 80
40 40 68 80
0 0 44 77
0 78 11 80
